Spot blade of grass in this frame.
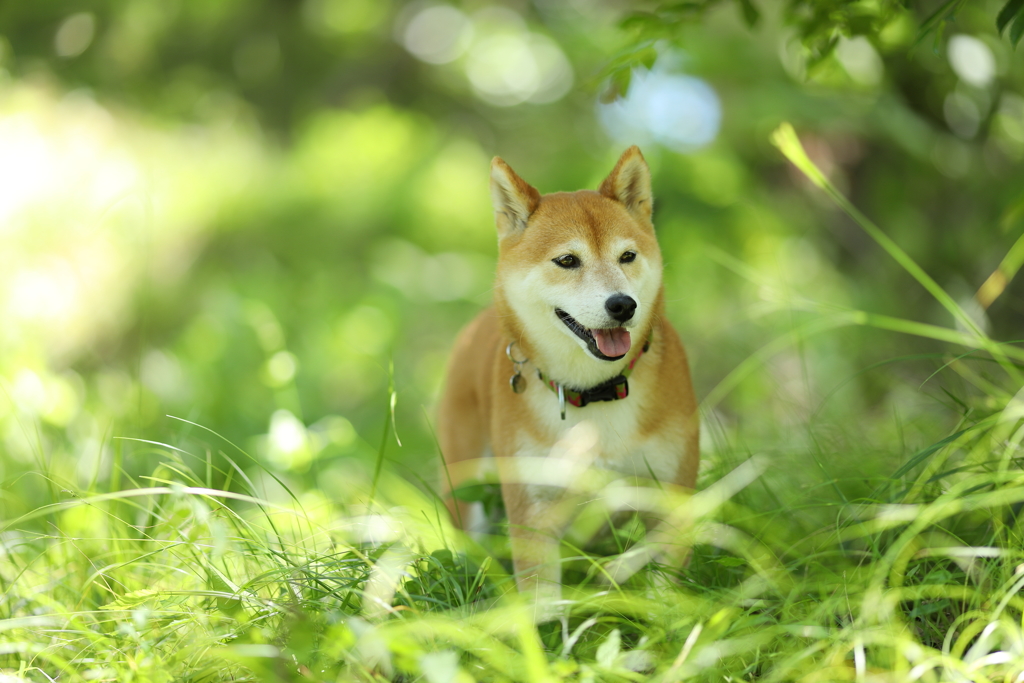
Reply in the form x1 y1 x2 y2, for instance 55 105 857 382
772 123 1023 386
163 416 318 554
1 486 299 532
368 394 392 509
703 308 1024 411
889 422 988 480
975 228 1024 308
422 405 463 530
917 0 966 39
772 123 980 339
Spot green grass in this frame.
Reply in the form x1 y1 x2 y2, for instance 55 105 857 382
5 128 1024 682
4 403 1024 682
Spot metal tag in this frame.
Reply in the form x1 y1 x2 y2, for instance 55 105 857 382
506 341 529 394
510 372 526 393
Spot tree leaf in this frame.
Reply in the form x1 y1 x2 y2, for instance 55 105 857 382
737 0 760 28
915 0 966 47
600 68 633 103
1011 10 1024 46
620 11 662 32
997 0 1024 34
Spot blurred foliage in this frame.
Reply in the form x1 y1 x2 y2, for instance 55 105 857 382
0 0 1023 592
619 0 1024 60
3 0 1024 680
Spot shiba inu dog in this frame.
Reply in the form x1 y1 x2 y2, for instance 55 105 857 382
437 147 699 599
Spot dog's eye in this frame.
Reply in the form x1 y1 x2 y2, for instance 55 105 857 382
620 251 637 263
553 254 580 269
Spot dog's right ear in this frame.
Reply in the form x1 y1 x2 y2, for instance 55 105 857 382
490 157 540 237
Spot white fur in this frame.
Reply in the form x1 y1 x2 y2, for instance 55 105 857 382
515 368 685 489
499 237 662 390
497 225 678 487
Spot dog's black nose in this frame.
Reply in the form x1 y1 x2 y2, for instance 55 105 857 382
605 294 637 323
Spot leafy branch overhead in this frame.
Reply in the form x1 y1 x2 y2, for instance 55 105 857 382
610 0 1024 90
998 0 1024 46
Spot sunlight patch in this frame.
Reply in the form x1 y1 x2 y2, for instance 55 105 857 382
396 4 573 106
598 57 720 153
948 35 996 88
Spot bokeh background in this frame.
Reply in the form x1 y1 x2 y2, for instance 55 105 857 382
2 0 1023 524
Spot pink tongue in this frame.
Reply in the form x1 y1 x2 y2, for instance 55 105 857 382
592 328 631 357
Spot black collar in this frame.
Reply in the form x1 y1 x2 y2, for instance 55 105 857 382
536 338 650 419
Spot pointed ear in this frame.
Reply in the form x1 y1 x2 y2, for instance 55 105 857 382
599 146 653 222
491 157 540 237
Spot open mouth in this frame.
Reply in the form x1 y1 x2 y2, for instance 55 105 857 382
555 309 631 361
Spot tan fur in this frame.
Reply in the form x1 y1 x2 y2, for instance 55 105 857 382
437 147 699 600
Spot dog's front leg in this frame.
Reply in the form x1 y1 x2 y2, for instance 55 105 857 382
502 482 563 607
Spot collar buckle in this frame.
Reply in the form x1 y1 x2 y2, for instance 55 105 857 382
576 374 628 407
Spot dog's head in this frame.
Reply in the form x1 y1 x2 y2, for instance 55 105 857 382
492 147 663 382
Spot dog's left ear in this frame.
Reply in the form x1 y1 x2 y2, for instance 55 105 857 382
599 146 653 222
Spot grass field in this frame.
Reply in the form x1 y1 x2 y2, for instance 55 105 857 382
4 363 1024 682
4 127 1024 683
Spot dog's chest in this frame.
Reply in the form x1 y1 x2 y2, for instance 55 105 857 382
514 372 681 484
